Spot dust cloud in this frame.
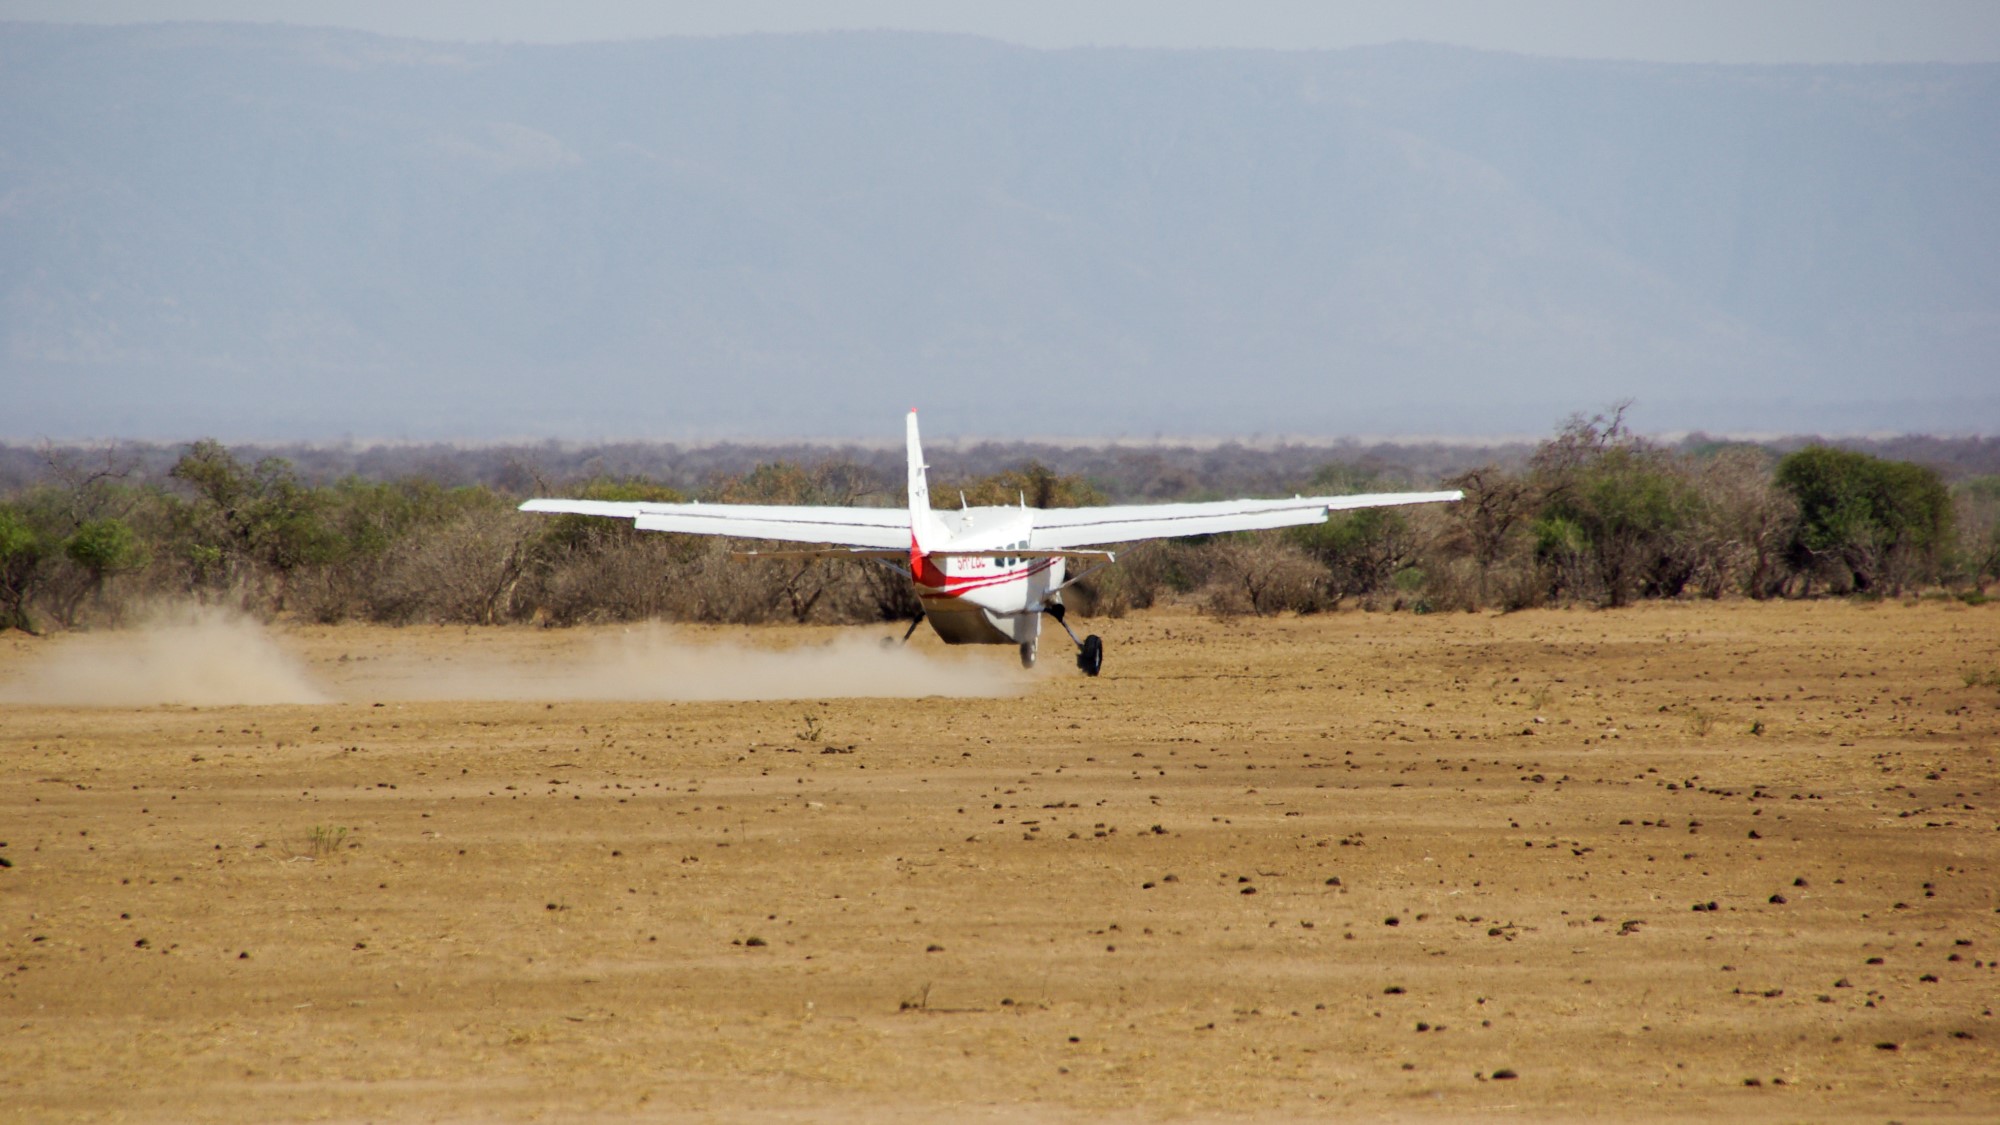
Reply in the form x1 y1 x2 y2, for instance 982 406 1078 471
0 606 327 707
336 626 1024 702
0 611 1022 706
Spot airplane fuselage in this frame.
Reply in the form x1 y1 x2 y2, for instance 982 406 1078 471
909 507 1064 648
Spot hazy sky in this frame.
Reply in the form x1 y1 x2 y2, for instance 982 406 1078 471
6 0 2000 63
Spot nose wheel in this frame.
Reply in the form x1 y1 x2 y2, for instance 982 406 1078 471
887 609 925 647
1043 602 1104 677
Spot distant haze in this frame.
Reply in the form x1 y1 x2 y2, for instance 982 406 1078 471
2 23 1996 441
9 1 2000 63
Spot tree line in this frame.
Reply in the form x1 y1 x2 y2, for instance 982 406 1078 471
2 408 1994 634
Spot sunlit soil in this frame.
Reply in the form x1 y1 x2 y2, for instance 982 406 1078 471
3 599 1997 1122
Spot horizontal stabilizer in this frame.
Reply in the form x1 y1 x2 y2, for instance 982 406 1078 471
729 548 908 561
923 549 1115 560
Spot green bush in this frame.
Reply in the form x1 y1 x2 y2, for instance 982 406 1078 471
0 504 48 633
1528 410 1703 607
1776 446 1953 594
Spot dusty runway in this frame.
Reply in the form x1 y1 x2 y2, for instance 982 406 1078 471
3 600 1997 1121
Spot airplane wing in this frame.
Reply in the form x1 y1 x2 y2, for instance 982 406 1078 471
1027 491 1463 550
517 499 911 549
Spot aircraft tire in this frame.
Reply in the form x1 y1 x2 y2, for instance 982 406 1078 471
1019 641 1037 669
1077 635 1104 677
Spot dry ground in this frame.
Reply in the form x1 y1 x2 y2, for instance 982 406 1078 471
3 600 1998 1122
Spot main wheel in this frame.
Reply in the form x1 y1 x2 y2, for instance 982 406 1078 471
1077 634 1103 677
1019 641 1037 669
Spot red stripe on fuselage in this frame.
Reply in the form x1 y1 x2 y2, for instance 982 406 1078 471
915 557 1057 599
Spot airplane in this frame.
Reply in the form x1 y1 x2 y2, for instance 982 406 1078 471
520 411 1462 676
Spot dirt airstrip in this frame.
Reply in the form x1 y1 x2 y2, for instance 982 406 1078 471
2 600 1997 1122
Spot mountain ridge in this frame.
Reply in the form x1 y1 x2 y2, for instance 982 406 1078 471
3 23 1995 440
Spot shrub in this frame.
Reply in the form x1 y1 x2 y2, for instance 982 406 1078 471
1690 447 1795 599
1529 409 1704 607
1439 465 1537 609
1289 506 1417 605
1950 475 2000 589
1776 446 1954 594
0 504 48 633
370 508 536 625
1205 536 1326 617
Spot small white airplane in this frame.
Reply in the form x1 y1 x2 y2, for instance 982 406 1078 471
520 411 1461 676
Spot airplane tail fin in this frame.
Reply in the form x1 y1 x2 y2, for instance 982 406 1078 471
906 410 939 566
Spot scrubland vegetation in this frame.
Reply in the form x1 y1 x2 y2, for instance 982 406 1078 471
2 409 1995 634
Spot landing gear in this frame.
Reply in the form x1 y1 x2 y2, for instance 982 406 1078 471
1044 601 1104 677
1019 640 1037 669
896 609 926 645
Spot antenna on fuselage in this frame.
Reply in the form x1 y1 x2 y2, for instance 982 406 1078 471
959 491 968 510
